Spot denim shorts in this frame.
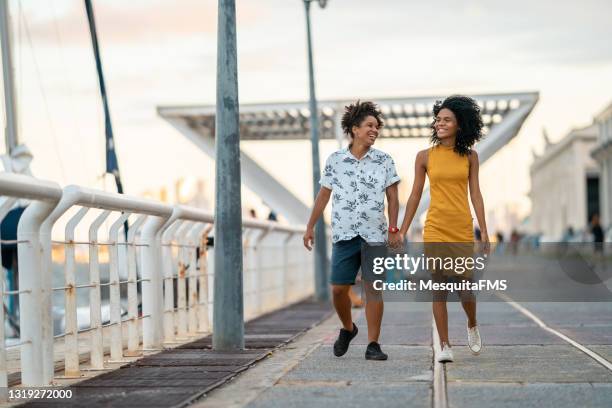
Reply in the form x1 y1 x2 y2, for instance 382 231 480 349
330 235 365 285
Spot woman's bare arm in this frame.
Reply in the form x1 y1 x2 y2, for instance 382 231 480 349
468 151 489 241
399 150 428 236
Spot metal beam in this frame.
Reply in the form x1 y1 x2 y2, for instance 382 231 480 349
163 117 311 224
159 91 538 230
158 92 539 141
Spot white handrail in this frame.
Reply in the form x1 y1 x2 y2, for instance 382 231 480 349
8 174 63 387
0 173 314 391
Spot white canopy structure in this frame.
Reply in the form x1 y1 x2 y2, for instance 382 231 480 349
158 92 539 223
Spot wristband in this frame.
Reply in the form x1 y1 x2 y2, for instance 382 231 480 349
388 226 399 233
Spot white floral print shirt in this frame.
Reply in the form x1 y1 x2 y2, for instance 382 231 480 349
320 147 400 243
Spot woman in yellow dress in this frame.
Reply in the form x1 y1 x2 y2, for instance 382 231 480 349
398 95 489 363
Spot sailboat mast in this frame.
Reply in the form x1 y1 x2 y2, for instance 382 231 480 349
0 0 18 154
83 0 124 194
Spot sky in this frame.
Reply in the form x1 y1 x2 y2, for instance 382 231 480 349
2 0 612 233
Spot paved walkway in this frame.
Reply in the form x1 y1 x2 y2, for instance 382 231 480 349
194 300 612 408
7 296 612 407
10 300 331 408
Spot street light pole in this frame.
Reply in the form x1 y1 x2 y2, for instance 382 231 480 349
213 0 244 350
303 0 329 301
0 0 18 153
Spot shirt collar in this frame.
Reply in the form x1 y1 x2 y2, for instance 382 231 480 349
344 145 374 161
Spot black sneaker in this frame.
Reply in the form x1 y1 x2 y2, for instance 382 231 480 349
365 341 388 360
333 323 358 357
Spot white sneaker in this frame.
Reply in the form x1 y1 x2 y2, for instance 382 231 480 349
467 325 482 355
437 344 454 363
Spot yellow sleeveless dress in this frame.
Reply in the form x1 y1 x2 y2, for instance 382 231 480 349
423 144 474 243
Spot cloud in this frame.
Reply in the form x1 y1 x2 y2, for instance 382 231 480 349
25 0 262 46
310 0 612 66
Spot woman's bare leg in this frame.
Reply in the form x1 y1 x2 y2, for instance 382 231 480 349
461 298 477 328
433 300 449 345
459 280 477 328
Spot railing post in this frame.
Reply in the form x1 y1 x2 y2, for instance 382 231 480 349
242 229 255 318
125 214 147 357
175 221 193 340
0 197 17 399
141 216 166 350
0 233 5 401
161 219 183 344
254 228 271 315
198 225 213 333
88 210 111 369
63 207 89 378
188 224 205 334
108 212 131 361
0 252 5 401
282 232 295 304
18 200 59 385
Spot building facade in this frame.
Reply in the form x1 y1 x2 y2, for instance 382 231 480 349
529 125 599 240
592 102 612 231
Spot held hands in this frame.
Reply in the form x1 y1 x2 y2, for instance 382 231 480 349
303 227 315 251
387 231 404 249
304 228 406 250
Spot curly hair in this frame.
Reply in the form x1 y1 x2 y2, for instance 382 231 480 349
430 95 483 156
341 100 384 139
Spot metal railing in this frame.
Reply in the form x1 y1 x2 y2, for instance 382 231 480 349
0 173 314 390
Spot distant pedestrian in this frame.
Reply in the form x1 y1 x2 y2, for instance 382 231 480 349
562 226 575 243
510 229 520 255
590 214 604 253
249 209 257 219
267 211 277 221
0 144 34 337
474 226 482 242
495 231 504 255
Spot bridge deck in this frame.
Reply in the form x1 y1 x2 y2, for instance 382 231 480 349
7 300 331 408
194 301 612 408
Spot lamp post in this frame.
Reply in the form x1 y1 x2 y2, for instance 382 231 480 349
303 0 329 301
213 0 244 350
0 0 18 153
